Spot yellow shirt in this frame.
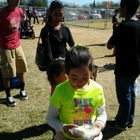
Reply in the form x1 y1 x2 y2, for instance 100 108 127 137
50 79 105 139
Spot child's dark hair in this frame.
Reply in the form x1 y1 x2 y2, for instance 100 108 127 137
47 58 65 85
91 65 98 81
120 0 140 15
114 9 119 13
47 0 64 22
65 45 93 74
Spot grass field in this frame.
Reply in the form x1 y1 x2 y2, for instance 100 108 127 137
0 20 140 140
64 18 113 30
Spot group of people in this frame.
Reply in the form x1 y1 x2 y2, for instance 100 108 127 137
25 7 40 24
0 0 140 140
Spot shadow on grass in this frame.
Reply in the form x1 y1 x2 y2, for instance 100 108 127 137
98 63 115 73
0 124 123 140
94 54 115 60
0 98 7 106
87 43 107 47
102 126 122 140
0 123 55 140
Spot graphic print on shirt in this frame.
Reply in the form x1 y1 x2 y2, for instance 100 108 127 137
9 17 20 31
74 98 93 126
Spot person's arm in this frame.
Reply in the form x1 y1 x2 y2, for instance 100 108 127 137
107 33 116 50
95 103 107 129
107 41 115 50
46 103 79 137
66 27 75 47
46 103 65 132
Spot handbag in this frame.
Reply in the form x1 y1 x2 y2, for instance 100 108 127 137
35 27 49 71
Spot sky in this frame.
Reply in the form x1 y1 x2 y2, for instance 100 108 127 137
63 0 120 5
0 0 120 5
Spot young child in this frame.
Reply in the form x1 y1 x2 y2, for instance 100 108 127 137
46 46 107 140
47 58 68 96
24 21 33 37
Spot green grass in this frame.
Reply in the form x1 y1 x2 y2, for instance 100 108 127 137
0 22 140 140
64 18 113 30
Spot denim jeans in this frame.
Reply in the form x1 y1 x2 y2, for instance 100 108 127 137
115 75 137 127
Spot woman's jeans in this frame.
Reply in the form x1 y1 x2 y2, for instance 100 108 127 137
115 75 137 127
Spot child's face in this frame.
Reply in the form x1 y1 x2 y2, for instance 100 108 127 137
26 22 29 26
115 11 119 15
55 71 68 85
68 66 90 89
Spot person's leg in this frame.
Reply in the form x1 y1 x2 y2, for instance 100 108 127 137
15 46 28 100
115 76 137 127
1 49 17 106
33 16 35 24
3 78 10 96
128 77 137 127
36 16 39 24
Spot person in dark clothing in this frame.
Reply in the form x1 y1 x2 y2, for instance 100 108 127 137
111 9 119 56
32 7 39 24
26 7 31 23
40 1 75 139
107 0 140 131
40 0 75 63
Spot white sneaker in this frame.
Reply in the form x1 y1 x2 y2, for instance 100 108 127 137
20 91 28 100
7 96 16 107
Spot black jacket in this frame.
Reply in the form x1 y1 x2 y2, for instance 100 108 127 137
40 23 75 63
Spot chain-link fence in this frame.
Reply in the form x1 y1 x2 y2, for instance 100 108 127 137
0 4 121 30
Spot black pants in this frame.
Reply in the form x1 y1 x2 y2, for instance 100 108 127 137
33 16 39 24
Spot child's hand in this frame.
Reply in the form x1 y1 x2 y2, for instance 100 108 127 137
92 123 102 136
63 124 79 138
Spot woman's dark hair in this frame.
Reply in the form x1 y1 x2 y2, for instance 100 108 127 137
120 0 140 15
47 58 65 85
65 45 93 74
47 0 64 22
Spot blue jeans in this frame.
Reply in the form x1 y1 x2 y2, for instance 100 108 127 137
115 75 137 127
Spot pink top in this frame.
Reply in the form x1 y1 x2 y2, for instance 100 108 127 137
0 6 23 49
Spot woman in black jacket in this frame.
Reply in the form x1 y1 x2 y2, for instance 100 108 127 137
40 0 75 65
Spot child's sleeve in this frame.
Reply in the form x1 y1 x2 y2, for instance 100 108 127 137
95 103 107 129
46 103 65 132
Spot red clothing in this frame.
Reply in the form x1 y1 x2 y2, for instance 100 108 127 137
0 6 23 49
